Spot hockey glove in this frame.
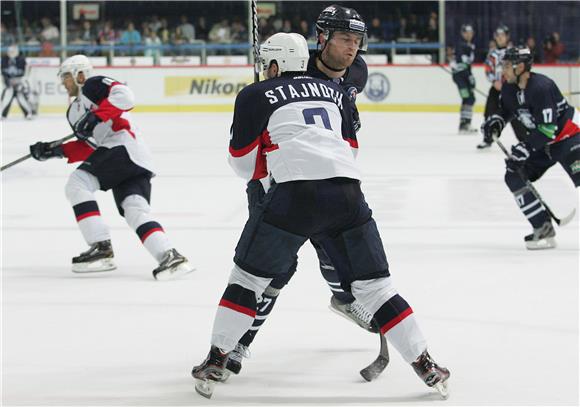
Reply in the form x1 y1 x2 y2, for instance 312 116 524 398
481 114 506 144
29 140 64 161
74 111 101 140
352 106 362 134
505 142 530 172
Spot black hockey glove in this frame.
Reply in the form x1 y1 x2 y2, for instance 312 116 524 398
352 106 362 134
505 142 530 172
29 140 64 161
246 179 266 211
481 114 506 144
74 111 101 140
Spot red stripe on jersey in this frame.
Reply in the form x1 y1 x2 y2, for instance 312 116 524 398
229 136 260 157
379 307 413 335
111 116 136 138
219 299 257 318
346 137 359 148
62 140 95 163
76 211 101 221
140 227 164 243
93 83 133 122
554 119 580 142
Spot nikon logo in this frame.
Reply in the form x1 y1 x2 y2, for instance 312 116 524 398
164 76 250 97
190 79 247 95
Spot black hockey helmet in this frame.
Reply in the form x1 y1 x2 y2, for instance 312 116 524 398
316 4 368 52
460 24 474 33
503 46 533 71
494 24 510 36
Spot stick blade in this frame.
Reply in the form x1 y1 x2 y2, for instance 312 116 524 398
557 207 576 227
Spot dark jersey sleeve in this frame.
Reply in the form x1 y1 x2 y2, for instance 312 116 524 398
344 55 368 94
527 79 560 150
82 76 114 105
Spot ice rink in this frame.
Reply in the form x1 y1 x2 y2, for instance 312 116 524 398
2 111 578 406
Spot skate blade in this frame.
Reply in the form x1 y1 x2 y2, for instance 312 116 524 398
434 380 449 400
217 369 231 383
526 237 556 250
154 261 195 281
195 379 215 399
72 258 116 273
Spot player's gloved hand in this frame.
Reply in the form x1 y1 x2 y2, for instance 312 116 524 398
74 111 101 140
481 114 506 144
505 142 530 172
352 106 362 133
29 140 64 161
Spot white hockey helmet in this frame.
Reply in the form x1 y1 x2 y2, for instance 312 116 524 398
259 33 310 75
58 54 93 85
7 45 19 58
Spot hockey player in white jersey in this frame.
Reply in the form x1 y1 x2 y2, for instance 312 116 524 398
28 55 193 280
191 33 450 399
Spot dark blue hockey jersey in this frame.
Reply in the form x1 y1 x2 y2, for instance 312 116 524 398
499 73 579 150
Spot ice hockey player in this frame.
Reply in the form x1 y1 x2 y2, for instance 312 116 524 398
477 25 528 149
28 55 194 279
225 4 375 376
451 24 477 134
1 45 34 120
481 47 580 249
191 32 450 399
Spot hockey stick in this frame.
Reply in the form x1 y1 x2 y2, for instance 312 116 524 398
360 321 389 382
1 134 75 172
434 61 489 98
250 0 260 83
493 135 576 226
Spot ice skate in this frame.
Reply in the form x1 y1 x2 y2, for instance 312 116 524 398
411 350 450 399
458 122 478 135
476 140 492 149
224 342 251 378
71 240 116 273
329 296 377 333
525 221 556 250
192 346 229 399
152 248 194 280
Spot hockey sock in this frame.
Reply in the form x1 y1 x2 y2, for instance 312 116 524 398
212 284 258 352
122 195 172 262
72 201 111 245
238 285 280 347
460 103 473 125
320 264 356 304
512 186 550 228
351 277 427 364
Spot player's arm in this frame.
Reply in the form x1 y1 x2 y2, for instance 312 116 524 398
228 87 269 181
481 91 513 143
74 77 135 139
339 89 358 158
527 84 559 150
29 138 94 163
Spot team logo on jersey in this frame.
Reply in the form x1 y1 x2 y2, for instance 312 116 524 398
517 90 526 105
570 160 580 174
364 73 390 102
516 108 535 129
346 86 358 103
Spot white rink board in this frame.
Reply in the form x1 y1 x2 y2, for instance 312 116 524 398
1 112 578 405
18 64 580 112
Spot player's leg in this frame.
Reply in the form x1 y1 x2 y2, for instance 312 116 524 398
504 150 556 249
1 86 15 118
113 173 194 280
316 182 449 395
477 87 499 149
14 83 33 119
311 240 376 332
64 169 115 272
193 183 308 386
555 132 580 187
454 73 477 134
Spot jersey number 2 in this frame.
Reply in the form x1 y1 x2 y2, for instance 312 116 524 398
302 108 332 130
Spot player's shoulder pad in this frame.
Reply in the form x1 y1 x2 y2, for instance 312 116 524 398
347 55 368 91
82 76 114 105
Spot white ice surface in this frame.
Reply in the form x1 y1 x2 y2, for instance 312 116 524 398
1 112 578 406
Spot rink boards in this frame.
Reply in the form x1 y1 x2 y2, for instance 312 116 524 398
6 63 580 114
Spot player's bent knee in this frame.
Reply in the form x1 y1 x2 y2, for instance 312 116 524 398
120 194 151 221
65 170 99 204
351 277 397 315
504 169 525 191
228 264 273 298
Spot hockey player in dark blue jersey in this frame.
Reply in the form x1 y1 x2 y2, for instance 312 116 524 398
1 45 34 119
481 47 580 249
451 24 477 134
226 5 375 376
191 32 450 400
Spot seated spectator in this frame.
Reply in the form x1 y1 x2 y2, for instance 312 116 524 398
230 18 247 43
120 22 142 45
1 23 16 46
144 28 162 64
367 17 384 42
282 19 292 34
149 15 162 34
40 17 59 44
208 19 231 43
159 18 171 43
39 41 56 57
297 20 312 40
97 21 117 45
178 15 195 42
78 20 96 43
196 17 208 41
423 12 437 42
543 32 564 63
526 36 542 63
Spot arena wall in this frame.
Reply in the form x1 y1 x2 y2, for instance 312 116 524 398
17 64 580 114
